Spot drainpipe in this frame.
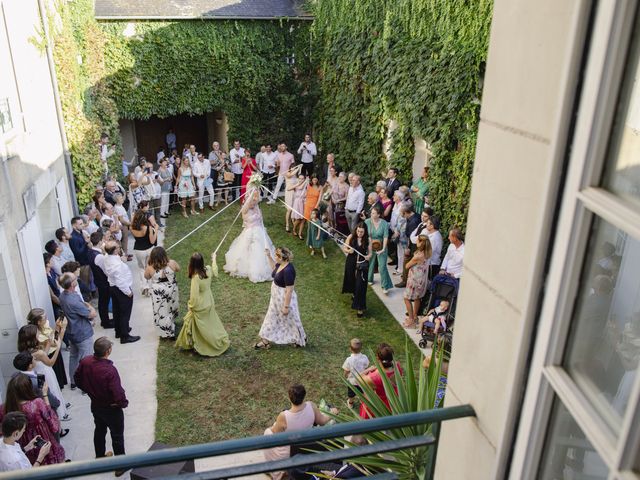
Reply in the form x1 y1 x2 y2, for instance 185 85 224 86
37 0 79 215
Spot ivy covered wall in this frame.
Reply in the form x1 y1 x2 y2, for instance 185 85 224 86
50 0 314 205
98 20 314 153
49 0 122 207
51 0 491 230
311 0 493 232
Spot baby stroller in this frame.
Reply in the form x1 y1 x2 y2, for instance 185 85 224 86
418 276 457 349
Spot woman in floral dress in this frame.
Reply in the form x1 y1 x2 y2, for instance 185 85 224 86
144 246 180 339
403 234 432 328
176 157 197 217
0 374 65 465
255 247 306 349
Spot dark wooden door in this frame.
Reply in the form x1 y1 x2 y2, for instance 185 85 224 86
135 114 208 162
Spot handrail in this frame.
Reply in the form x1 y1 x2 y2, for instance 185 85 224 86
162 435 435 480
0 405 475 480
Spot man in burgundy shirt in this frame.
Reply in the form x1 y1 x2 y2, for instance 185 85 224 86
74 337 129 476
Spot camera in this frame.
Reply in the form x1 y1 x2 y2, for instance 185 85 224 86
36 374 45 389
34 436 46 448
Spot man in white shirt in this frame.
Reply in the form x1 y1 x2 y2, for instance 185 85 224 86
193 153 214 211
101 241 140 344
83 205 100 235
0 412 51 471
297 134 317 177
259 144 278 197
99 133 115 179
44 240 65 276
100 203 122 242
344 175 365 233
440 227 465 279
270 143 295 204
228 140 245 201
409 209 432 247
185 144 199 168
55 227 76 263
156 147 166 164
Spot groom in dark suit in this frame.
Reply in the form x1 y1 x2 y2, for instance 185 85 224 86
87 231 113 329
385 168 401 197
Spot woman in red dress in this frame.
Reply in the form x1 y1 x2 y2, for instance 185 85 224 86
0 374 65 465
240 150 257 203
359 343 403 419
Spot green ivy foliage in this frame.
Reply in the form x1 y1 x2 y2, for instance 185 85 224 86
49 0 122 207
311 0 492 232
98 19 314 153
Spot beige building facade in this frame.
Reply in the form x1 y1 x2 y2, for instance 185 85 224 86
0 0 75 392
437 0 640 479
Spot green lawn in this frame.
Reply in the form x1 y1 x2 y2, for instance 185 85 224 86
156 199 421 445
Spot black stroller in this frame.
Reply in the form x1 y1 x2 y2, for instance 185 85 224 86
418 275 457 349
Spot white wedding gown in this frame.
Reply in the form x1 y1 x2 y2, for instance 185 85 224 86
224 197 275 283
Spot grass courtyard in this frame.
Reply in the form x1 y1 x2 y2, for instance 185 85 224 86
156 198 421 445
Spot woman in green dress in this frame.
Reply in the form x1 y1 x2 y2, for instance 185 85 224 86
364 206 394 293
306 208 327 258
175 252 230 357
411 166 430 213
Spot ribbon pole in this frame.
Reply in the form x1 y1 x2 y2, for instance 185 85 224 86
259 184 367 259
165 190 247 252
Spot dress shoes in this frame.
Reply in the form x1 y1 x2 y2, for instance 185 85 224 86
115 327 132 339
394 282 406 288
101 322 115 329
120 335 141 344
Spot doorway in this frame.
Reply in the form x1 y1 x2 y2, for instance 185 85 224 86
134 114 209 161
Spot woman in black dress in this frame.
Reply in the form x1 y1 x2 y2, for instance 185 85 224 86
342 223 371 317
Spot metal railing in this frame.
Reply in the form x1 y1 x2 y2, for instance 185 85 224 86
0 405 475 480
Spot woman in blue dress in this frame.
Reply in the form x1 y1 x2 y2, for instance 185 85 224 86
364 206 393 293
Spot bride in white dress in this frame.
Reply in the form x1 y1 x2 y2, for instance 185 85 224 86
224 187 275 282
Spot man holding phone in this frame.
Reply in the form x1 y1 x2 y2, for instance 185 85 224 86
12 353 62 412
229 140 245 200
0 412 51 471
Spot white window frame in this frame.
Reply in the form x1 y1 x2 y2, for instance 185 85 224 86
0 2 25 153
509 1 640 479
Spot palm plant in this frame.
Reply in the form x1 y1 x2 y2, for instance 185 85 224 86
323 339 447 480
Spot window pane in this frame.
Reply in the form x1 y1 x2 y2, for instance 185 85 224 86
603 11 640 205
564 217 640 434
537 399 608 479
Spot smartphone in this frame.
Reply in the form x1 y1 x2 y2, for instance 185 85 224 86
36 374 45 389
34 436 46 448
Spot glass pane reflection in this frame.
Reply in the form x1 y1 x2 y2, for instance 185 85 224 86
537 400 608 479
603 14 640 207
564 217 640 434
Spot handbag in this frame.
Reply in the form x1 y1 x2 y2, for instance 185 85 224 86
356 259 369 271
223 171 235 182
